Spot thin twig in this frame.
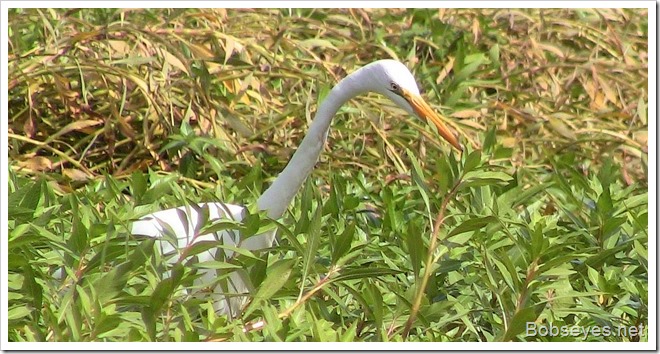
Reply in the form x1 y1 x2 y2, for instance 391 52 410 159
401 174 464 340
279 266 341 319
239 267 339 335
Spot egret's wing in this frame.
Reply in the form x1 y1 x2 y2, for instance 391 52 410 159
131 202 252 316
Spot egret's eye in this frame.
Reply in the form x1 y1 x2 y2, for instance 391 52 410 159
389 81 400 92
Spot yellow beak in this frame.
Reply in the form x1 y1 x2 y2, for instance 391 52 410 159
402 89 463 152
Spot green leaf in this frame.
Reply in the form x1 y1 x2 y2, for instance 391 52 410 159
244 259 295 317
300 206 322 292
614 193 647 216
141 175 177 205
150 262 184 314
405 222 425 279
180 240 221 259
407 148 432 219
502 305 542 341
587 266 600 287
459 171 513 191
448 215 499 238
94 239 154 304
332 267 403 283
331 222 355 264
215 243 262 261
8 306 32 321
634 240 648 262
197 220 244 240
68 198 88 255
540 267 577 277
131 171 148 202
192 261 243 270
497 182 549 212
488 43 500 68
8 179 43 221
340 321 359 341
462 150 482 174
453 52 486 83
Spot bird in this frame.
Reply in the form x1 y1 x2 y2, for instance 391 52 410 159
131 59 462 318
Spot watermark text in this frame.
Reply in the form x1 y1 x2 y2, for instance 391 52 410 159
526 322 645 340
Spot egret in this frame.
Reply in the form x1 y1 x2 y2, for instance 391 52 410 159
131 59 462 318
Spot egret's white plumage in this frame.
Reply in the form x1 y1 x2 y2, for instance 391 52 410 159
131 59 461 317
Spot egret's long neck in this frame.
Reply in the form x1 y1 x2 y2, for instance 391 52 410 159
256 67 372 219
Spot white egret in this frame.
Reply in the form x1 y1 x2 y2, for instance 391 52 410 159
131 59 462 318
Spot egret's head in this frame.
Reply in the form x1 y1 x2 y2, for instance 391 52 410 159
365 60 463 151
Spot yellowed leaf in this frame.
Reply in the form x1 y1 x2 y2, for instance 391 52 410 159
271 97 284 108
206 62 222 75
537 42 565 59
17 156 53 172
23 115 36 138
451 110 481 119
471 18 481 44
117 115 136 139
637 96 647 125
162 49 189 75
108 40 130 56
548 117 577 140
501 137 517 148
581 77 606 110
596 75 618 106
577 128 641 149
212 8 227 21
245 90 263 105
221 35 245 65
457 119 486 130
239 94 250 105
63 168 91 182
224 36 236 65
60 119 103 136
592 92 606 110
633 131 647 147
250 75 261 92
224 79 238 94
189 43 214 59
436 57 454 84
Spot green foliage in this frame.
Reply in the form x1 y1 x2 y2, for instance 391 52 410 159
7 8 648 343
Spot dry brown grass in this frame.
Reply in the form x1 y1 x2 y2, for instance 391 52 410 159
9 8 647 189
7 8 649 343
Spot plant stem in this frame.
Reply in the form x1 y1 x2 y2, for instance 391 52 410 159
401 176 463 340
